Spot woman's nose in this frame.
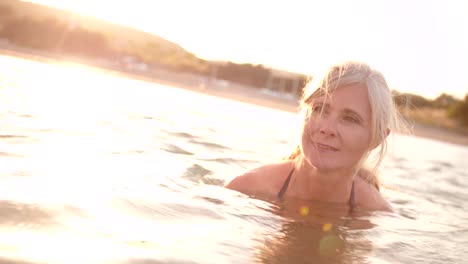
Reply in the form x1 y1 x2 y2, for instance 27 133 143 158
318 116 337 136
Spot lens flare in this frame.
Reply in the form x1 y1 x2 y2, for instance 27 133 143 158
322 223 333 232
299 206 309 216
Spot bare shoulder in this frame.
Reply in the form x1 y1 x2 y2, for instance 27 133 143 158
225 161 294 196
355 177 393 212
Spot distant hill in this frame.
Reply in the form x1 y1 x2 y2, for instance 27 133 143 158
0 0 205 70
0 0 185 53
0 0 309 93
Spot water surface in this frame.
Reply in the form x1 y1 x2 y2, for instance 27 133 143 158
1 54 467 263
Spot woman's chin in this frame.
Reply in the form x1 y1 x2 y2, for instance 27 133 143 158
303 156 333 171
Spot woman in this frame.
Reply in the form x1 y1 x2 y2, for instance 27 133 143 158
226 61 408 212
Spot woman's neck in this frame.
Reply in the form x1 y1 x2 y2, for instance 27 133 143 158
289 160 356 203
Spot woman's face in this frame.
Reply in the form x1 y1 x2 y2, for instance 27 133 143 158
301 83 372 172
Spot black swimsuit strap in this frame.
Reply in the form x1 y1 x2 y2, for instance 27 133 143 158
278 167 294 199
348 180 356 212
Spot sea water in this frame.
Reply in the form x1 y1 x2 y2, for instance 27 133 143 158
1 54 467 264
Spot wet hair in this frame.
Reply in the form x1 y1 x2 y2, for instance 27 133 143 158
288 61 409 189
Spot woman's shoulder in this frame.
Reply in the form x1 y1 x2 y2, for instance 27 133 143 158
355 176 393 212
225 160 294 196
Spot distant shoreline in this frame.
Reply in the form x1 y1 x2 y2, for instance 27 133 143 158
1 47 467 147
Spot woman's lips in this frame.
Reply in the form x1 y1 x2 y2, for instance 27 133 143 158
315 142 339 151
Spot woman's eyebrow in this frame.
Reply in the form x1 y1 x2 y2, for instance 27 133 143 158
313 98 329 105
342 108 366 121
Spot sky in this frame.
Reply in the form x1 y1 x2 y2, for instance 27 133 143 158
27 0 468 99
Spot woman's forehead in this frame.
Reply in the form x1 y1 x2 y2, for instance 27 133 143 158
312 84 371 116
314 84 367 100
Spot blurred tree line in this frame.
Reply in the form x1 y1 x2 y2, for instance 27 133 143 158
393 91 468 127
448 94 468 126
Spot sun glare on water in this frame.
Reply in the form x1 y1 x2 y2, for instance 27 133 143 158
2 54 240 262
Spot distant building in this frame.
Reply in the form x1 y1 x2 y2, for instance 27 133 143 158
266 69 309 98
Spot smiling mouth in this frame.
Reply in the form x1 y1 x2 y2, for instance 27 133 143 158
314 142 339 151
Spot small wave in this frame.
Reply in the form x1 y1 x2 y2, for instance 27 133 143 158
124 257 198 264
393 164 409 170
110 150 145 155
398 208 418 220
162 144 194 155
168 203 224 220
109 150 146 155
446 176 467 188
200 177 225 186
428 160 453 168
428 166 442 172
196 157 256 165
19 114 33 118
0 152 24 158
428 189 466 204
389 156 408 163
276 139 290 144
198 158 255 164
182 164 212 178
164 131 196 139
0 200 56 228
181 164 226 186
188 139 230 150
197 196 224 205
6 111 33 118
38 129 54 132
121 199 224 221
0 134 28 139
391 199 411 205
0 256 40 264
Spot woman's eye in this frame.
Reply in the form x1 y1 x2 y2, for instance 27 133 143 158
312 105 323 112
344 115 360 123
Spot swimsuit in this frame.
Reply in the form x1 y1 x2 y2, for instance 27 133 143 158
277 168 356 211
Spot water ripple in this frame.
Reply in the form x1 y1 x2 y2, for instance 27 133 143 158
0 257 40 264
162 144 193 155
446 176 466 188
196 157 256 165
125 258 197 264
428 160 453 168
188 139 230 150
7 112 34 118
1 54 467 264
0 135 28 139
197 196 224 205
164 131 196 139
122 200 224 221
0 200 56 228
0 152 24 158
184 164 212 176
